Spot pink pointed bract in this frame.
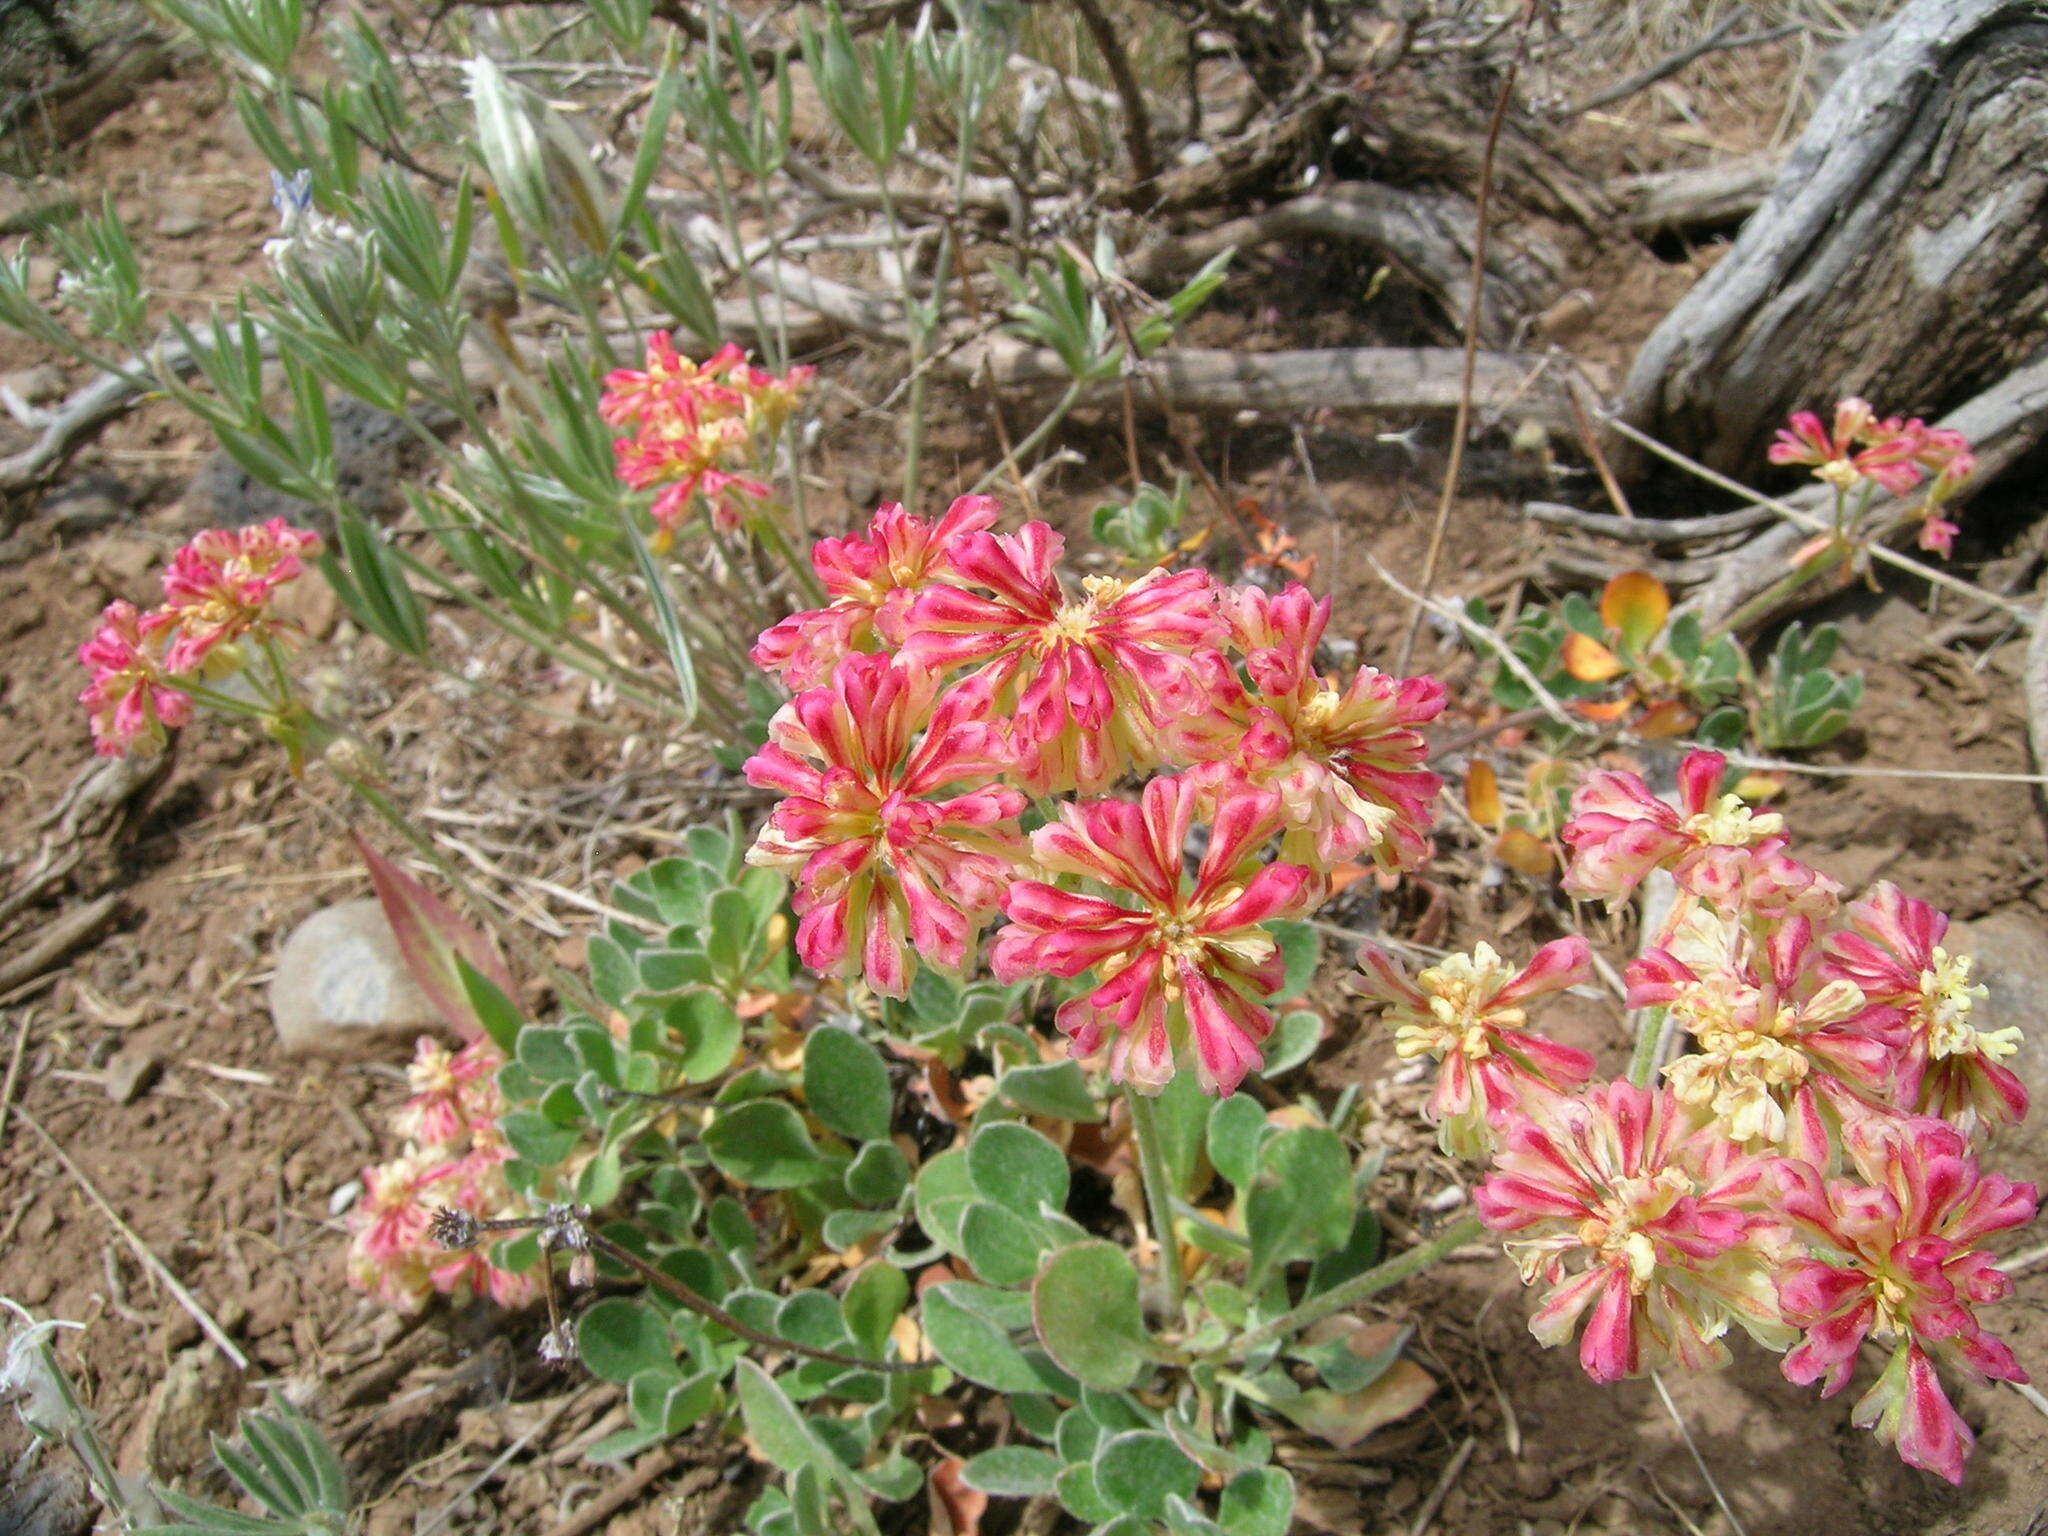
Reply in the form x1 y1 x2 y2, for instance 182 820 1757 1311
899 521 1228 794
752 495 1000 689
1194 582 1444 871
77 599 191 757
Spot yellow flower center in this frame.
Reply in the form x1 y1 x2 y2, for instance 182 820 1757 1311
1575 1167 1691 1292
1681 793 1783 848
1392 944 1521 1062
1919 948 2017 1061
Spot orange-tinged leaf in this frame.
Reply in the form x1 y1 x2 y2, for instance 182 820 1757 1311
355 833 513 1042
1464 760 1502 827
1277 1358 1437 1449
1495 828 1554 876
1561 630 1624 683
1733 771 1786 801
1323 861 1372 894
930 1458 988 1536
1601 570 1670 651
1571 695 1635 722
1633 698 1698 739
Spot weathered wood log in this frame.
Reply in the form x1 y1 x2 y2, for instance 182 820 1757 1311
1618 0 2048 480
1125 181 1563 346
1611 153 1782 239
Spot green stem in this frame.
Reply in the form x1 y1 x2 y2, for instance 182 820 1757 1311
1626 1004 1669 1090
971 380 1087 496
1233 1214 1486 1356
1714 537 1848 636
1125 1084 1187 1317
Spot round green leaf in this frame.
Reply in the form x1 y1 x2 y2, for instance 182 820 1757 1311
1245 1125 1348 1289
1206 1094 1268 1192
959 1199 1052 1287
1262 1008 1322 1076
913 1146 975 1253
1219 1468 1294 1536
842 1262 908 1357
803 1025 893 1143
1033 1241 1148 1391
704 1099 835 1188
844 1140 911 1207
1094 1431 1200 1521
663 988 740 1080
998 1060 1103 1121
576 1297 672 1383
921 1282 1055 1393
967 1121 1068 1219
960 1445 1063 1498
1054 1463 1119 1525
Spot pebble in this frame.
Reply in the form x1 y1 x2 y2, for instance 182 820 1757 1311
154 196 210 239
102 1047 161 1104
1953 912 2048 1181
2 364 63 403
268 898 445 1058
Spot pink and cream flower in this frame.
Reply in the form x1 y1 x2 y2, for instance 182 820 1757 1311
1476 1080 1790 1384
991 773 1318 1096
1357 937 1595 1157
1561 749 1837 922
1821 882 2026 1130
1628 909 1899 1159
1199 583 1444 870
1770 1114 2036 1484
393 1035 506 1151
344 1150 440 1312
1768 398 1926 497
77 600 190 757
900 522 1228 794
156 518 323 674
752 496 999 689
743 653 1024 999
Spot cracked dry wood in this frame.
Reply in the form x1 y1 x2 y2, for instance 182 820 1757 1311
1619 0 2048 479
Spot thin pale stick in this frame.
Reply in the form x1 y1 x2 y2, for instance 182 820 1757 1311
1598 414 2034 625
1409 1434 1476 1536
1396 0 1537 675
17 1105 250 1370
1721 752 2048 787
0 1009 30 1139
1652 1370 1750 1536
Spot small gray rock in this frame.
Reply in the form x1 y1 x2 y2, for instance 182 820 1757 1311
1953 910 2048 1179
3 364 63 403
269 898 444 1058
103 1047 161 1105
154 197 210 240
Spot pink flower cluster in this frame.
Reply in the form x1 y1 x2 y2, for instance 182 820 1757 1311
345 1034 538 1313
1769 398 1976 557
602 333 813 538
76 518 322 756
1389 748 2035 1484
744 498 1444 1096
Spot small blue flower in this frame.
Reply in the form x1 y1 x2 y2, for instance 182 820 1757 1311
269 168 314 222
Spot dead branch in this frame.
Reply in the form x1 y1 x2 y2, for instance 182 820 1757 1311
1619 0 2048 478
1611 152 1782 238
1125 182 1561 345
1524 499 1776 544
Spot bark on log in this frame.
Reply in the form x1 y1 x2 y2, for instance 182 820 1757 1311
1125 181 1562 345
1618 0 2048 480
1611 153 1782 238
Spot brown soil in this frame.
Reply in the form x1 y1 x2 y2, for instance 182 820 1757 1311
4 23 2046 1536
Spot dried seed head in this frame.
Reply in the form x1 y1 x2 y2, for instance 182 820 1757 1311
428 1207 479 1251
537 1324 577 1366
